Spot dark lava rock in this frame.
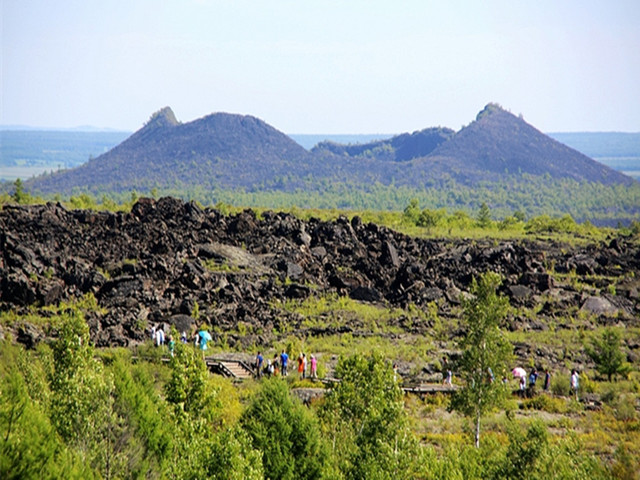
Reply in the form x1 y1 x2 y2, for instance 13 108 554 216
17 323 43 349
1 273 37 306
508 285 534 304
166 314 196 334
1 198 639 355
285 284 311 299
350 286 382 302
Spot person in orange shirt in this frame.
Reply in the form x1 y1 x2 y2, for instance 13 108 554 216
297 353 304 379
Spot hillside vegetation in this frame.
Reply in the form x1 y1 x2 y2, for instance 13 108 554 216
5 174 640 226
4 330 636 480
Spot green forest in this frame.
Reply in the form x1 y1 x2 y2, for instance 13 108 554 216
4 175 640 228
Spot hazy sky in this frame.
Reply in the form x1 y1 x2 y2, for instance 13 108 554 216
2 0 639 133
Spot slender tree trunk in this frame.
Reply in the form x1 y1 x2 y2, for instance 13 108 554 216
475 414 480 448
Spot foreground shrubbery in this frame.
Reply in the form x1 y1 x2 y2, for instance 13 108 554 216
2 310 634 479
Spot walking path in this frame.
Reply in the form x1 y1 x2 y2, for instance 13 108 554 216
133 352 459 395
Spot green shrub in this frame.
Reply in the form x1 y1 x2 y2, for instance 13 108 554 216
586 327 632 382
581 375 599 394
241 378 326 480
610 443 640 480
612 395 638 422
319 351 424 479
520 394 567 414
551 373 571 397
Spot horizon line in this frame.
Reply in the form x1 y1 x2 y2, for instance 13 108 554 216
2 125 640 135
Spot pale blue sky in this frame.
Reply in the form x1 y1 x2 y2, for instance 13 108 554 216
2 0 639 133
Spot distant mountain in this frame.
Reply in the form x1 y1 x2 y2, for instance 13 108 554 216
22 103 635 196
311 127 455 161
424 104 632 184
289 134 394 150
312 103 633 186
25 107 325 194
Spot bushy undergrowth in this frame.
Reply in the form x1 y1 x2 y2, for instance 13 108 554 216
2 321 638 479
520 394 568 414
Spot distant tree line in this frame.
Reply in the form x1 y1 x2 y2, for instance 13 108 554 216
4 179 640 238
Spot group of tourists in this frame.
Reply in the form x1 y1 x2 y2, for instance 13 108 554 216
514 367 550 395
149 324 323 383
515 367 581 398
440 358 581 400
151 325 175 356
254 350 318 380
150 324 582 400
150 324 212 357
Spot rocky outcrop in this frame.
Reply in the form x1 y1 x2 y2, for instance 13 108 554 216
1 198 639 356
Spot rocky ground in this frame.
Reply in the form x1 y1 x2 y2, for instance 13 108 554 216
1 198 639 376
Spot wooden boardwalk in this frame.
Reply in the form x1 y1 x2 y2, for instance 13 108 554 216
323 377 458 395
131 354 255 379
206 356 254 379
402 383 459 395
132 354 458 393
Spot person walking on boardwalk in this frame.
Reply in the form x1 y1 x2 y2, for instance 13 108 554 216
543 369 551 392
197 326 212 357
310 354 317 379
443 369 452 386
255 351 264 378
442 357 452 386
297 353 304 379
570 369 579 400
168 335 176 357
155 325 165 347
303 353 308 379
280 349 289 376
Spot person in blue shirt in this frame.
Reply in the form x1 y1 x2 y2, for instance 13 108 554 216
255 351 264 378
197 326 212 356
280 350 289 376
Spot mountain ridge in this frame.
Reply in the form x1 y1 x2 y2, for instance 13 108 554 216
20 103 636 197
426 103 630 182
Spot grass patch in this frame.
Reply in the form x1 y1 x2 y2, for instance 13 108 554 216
271 293 433 335
202 258 243 273
293 332 436 367
0 293 107 329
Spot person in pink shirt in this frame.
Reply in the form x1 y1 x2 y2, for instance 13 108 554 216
310 354 318 379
